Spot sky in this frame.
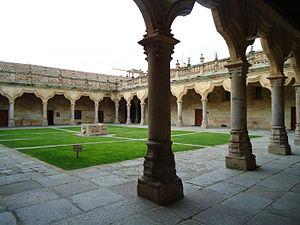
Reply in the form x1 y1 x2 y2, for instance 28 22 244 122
0 0 261 76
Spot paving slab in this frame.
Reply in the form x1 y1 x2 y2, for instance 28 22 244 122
90 174 131 187
257 173 300 191
221 192 272 215
53 180 98 196
0 211 17 225
71 188 123 211
266 198 300 221
246 211 299 225
0 180 42 195
0 174 29 186
15 199 81 225
113 214 158 225
2 188 58 210
244 185 285 201
193 204 253 225
143 207 182 225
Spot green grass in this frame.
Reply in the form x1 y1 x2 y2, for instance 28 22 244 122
18 140 200 170
0 125 261 170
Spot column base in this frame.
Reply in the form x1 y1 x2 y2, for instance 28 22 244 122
268 126 291 155
8 119 15 128
176 122 183 127
226 129 256 171
137 177 183 205
294 124 300 146
140 121 145 125
42 120 48 126
226 154 256 171
70 120 76 125
201 121 208 129
295 139 300 146
137 140 183 205
114 120 120 124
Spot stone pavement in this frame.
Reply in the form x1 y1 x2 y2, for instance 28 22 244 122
0 125 300 225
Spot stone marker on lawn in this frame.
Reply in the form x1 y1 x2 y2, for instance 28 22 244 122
81 124 108 136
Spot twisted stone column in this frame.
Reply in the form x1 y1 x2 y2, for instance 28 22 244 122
226 60 256 171
8 101 15 128
201 99 208 129
268 77 291 155
94 103 99 124
70 103 76 125
137 31 183 205
176 100 183 127
114 102 120 124
42 102 48 126
140 103 145 125
295 86 300 145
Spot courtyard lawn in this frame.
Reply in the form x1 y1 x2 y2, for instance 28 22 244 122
0 125 260 170
18 141 199 170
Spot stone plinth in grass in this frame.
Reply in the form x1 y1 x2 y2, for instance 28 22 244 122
81 124 108 136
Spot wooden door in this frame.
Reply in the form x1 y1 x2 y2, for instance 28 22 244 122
47 110 54 125
0 110 8 127
98 110 104 123
291 107 296 130
195 109 202 126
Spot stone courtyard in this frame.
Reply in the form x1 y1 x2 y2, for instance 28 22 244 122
0 125 299 225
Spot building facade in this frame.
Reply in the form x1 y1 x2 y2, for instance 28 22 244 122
0 50 296 130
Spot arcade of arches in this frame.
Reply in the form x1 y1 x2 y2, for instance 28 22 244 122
0 0 299 205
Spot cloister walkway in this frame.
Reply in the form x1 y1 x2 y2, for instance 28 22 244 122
0 125 299 225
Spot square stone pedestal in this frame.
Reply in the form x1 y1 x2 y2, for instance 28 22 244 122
81 124 108 136
137 177 183 205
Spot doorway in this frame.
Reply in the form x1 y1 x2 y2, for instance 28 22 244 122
291 107 296 130
195 109 202 126
0 110 8 127
98 110 104 123
47 110 54 125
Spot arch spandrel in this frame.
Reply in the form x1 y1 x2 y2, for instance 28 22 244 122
0 86 24 102
89 92 105 104
137 89 148 103
34 89 55 103
222 78 231 92
64 90 82 104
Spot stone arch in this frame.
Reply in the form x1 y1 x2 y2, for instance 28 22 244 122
0 93 9 127
48 94 71 125
15 92 43 126
75 95 95 124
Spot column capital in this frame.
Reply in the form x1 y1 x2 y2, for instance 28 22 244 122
138 31 179 62
176 99 182 104
201 99 208 103
268 76 286 86
139 31 179 47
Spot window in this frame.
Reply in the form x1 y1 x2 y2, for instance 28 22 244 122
75 110 82 119
225 91 230 101
255 87 262 99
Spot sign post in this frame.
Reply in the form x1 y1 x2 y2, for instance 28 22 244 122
73 144 82 158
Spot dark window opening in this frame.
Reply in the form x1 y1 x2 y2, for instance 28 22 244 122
75 110 82 119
